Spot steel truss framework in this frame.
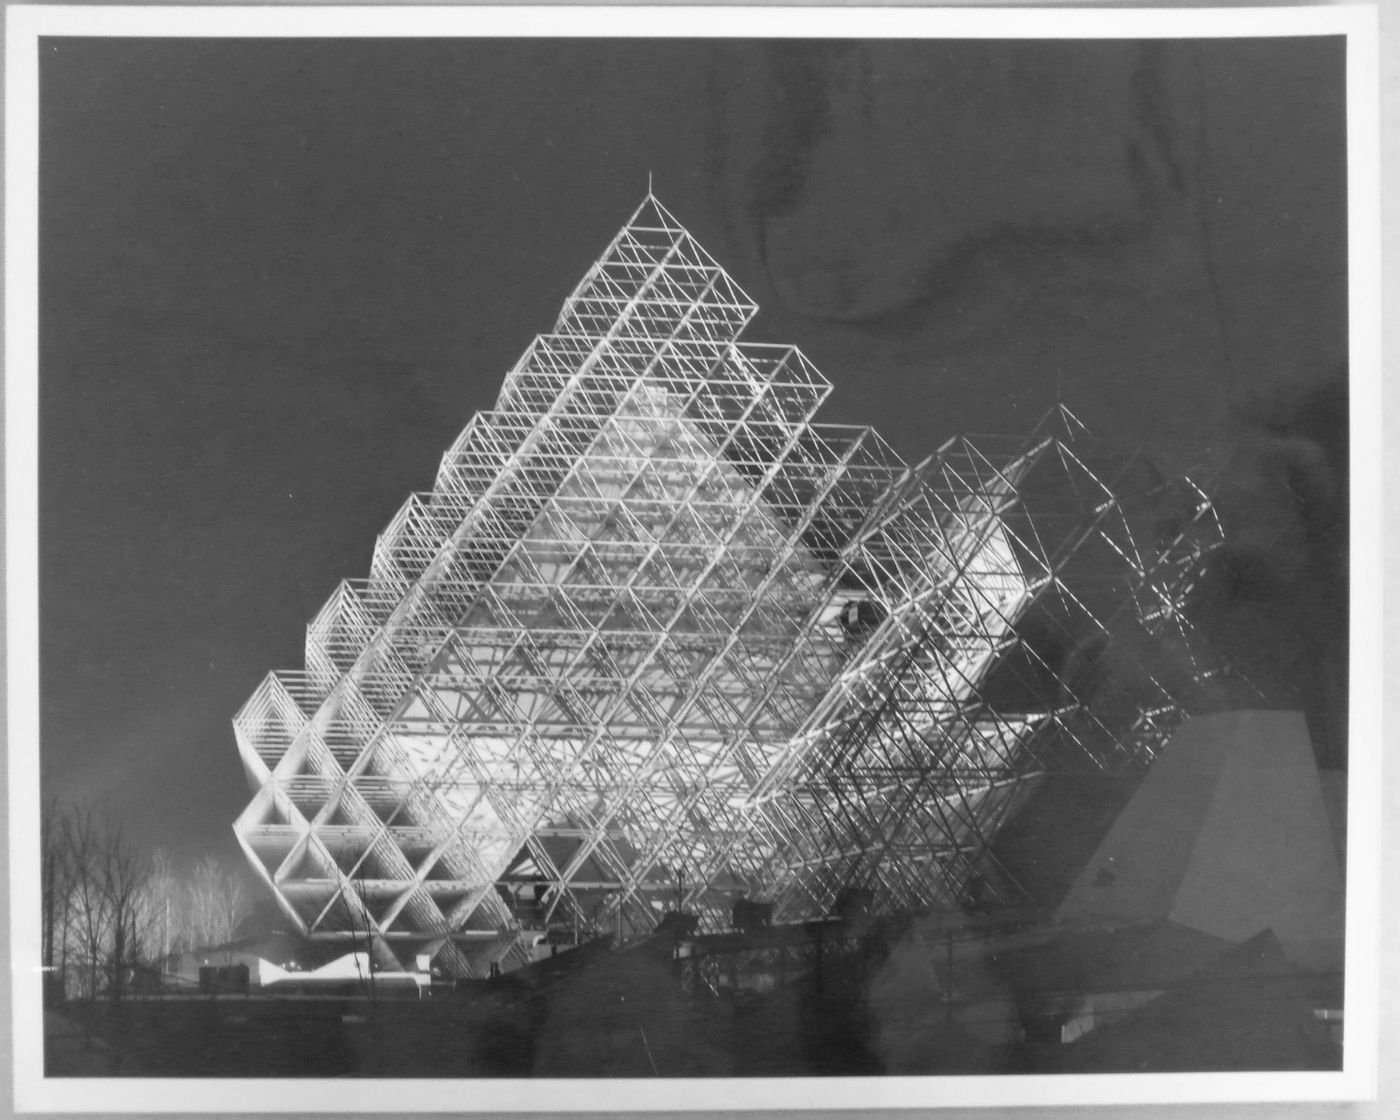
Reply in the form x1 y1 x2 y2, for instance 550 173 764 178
233 196 1225 977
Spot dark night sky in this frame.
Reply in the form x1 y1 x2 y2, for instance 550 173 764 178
37 36 1348 875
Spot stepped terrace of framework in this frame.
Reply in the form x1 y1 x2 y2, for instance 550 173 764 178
232 195 1225 977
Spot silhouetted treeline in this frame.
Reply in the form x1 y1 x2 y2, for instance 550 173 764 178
41 799 250 1003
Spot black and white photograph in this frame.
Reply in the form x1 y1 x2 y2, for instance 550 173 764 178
5 5 1382 1113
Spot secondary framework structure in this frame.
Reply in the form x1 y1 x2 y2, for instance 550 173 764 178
232 196 1225 977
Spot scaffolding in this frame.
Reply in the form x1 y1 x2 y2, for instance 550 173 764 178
232 196 1225 977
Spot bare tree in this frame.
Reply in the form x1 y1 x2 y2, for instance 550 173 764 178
100 818 146 1000
56 808 88 998
43 800 254 1002
187 855 250 950
40 797 70 1005
61 805 109 1001
137 848 188 966
46 802 154 1001
218 869 251 945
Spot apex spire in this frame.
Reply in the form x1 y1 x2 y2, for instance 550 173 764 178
1033 401 1090 443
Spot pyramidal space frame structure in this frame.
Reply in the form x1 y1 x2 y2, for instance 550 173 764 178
233 196 1225 977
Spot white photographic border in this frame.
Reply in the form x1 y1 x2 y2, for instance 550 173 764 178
5 5 1383 1113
